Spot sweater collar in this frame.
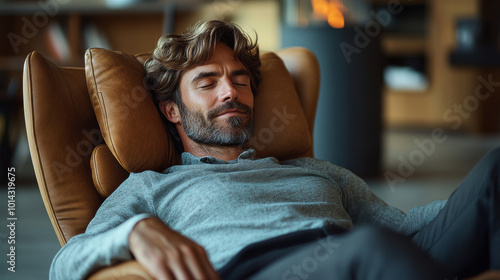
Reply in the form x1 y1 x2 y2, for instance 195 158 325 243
181 149 256 165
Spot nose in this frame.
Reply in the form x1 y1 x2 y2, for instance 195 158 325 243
219 77 238 102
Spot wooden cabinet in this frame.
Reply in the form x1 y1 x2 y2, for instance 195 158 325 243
380 0 500 133
0 2 170 68
0 0 172 175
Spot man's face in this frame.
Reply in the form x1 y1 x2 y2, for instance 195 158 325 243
174 43 254 146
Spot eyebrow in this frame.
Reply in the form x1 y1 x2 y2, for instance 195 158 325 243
191 68 250 84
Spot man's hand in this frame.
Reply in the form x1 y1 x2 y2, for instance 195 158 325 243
129 217 220 280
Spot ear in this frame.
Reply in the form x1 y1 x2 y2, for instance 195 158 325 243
159 101 181 124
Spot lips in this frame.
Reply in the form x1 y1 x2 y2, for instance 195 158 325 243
218 109 246 117
207 101 252 121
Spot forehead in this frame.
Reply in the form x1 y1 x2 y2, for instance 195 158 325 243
184 43 244 76
205 43 240 65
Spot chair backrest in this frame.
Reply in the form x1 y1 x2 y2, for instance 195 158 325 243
23 47 320 246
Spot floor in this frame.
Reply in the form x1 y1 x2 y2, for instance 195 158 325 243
1 129 499 279
371 129 500 212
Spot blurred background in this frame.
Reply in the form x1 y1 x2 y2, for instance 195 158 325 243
2 0 500 278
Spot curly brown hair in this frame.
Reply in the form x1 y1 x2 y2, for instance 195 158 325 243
145 20 262 106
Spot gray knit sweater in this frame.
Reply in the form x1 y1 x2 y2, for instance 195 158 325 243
50 149 446 280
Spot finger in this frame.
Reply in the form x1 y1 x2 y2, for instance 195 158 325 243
167 248 195 280
150 265 176 280
184 245 220 280
197 250 220 280
136 254 176 280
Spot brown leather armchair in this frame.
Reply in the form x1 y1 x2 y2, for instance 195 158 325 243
22 44 500 280
23 47 320 279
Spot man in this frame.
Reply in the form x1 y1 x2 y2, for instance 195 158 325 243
50 20 499 280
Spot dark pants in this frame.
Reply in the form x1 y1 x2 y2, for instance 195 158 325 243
218 148 500 280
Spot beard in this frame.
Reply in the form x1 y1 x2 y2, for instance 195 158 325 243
178 100 254 147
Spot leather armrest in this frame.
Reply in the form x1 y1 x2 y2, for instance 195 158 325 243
87 261 153 280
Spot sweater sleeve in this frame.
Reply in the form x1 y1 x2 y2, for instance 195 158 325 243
397 200 447 235
333 166 407 230
49 172 155 280
334 165 447 236
289 158 447 236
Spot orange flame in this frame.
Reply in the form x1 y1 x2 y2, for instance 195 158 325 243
311 0 345 29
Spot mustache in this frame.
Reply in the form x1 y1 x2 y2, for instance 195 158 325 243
207 101 253 120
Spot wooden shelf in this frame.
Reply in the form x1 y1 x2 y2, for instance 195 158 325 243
381 0 500 132
369 0 428 4
384 87 428 95
0 56 28 71
0 0 197 15
0 1 177 107
382 35 427 55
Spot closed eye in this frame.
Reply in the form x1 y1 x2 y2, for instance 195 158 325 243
199 83 215 89
232 76 250 87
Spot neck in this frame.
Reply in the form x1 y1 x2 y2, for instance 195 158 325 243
184 142 246 161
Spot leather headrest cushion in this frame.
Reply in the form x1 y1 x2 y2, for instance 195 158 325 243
129 52 311 159
85 48 176 172
250 52 310 159
85 49 311 178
